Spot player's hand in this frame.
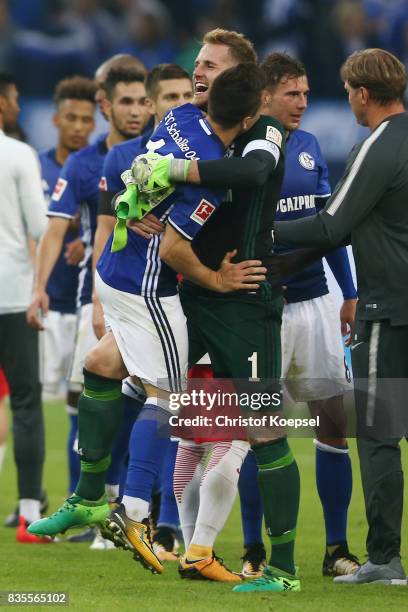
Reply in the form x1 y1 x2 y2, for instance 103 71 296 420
64 237 85 265
131 152 172 191
340 298 357 346
216 250 266 293
92 295 106 340
27 290 49 330
127 214 165 240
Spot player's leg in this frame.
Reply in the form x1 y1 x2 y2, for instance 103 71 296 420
152 439 180 561
179 440 249 583
335 320 407 585
0 312 50 543
28 331 128 537
238 450 266 577
100 288 188 573
286 294 358 575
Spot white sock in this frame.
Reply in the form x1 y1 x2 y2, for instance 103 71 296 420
191 440 249 548
174 441 207 549
105 484 120 503
0 443 6 472
122 495 149 522
19 499 41 523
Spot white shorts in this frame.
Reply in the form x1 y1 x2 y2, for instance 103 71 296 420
41 310 77 394
281 293 350 401
69 302 98 386
96 273 188 392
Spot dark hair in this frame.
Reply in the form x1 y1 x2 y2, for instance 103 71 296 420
208 63 265 129
340 48 407 105
104 67 146 100
145 63 191 99
0 73 16 98
54 76 97 106
260 53 306 91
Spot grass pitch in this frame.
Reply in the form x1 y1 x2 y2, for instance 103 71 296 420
0 402 407 611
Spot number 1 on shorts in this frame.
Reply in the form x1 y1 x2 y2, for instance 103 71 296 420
248 351 260 381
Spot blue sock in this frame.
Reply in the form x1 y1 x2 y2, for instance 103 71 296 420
238 450 264 547
106 391 145 488
315 442 352 546
157 440 179 530
67 413 80 494
124 401 171 502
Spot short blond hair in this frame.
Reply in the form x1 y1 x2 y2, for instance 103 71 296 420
341 48 407 105
202 28 257 65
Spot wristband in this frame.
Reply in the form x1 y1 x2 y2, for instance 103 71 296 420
169 158 190 182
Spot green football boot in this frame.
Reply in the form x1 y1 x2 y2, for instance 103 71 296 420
27 495 109 537
232 565 300 593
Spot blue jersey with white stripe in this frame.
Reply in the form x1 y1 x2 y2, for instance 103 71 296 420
275 129 333 302
102 129 154 194
39 148 80 314
48 134 108 307
97 104 225 297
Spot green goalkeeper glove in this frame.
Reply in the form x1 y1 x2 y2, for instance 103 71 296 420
131 152 191 192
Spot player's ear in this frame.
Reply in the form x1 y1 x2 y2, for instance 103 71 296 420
52 112 60 129
241 115 253 132
144 97 155 117
360 86 369 105
102 97 112 120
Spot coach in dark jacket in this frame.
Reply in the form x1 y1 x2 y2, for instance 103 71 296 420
275 48 408 585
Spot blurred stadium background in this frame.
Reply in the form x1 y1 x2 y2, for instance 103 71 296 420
1 0 407 184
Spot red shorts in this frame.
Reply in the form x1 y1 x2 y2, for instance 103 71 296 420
0 367 9 401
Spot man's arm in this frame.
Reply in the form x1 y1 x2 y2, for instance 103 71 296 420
159 225 266 293
92 213 116 339
27 216 70 329
275 126 393 248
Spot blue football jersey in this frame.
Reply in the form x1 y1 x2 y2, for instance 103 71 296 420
48 134 108 307
274 130 332 302
102 129 154 195
97 104 225 297
39 148 80 314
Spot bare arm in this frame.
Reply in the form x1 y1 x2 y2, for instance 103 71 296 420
91 214 116 339
159 225 266 293
27 216 69 329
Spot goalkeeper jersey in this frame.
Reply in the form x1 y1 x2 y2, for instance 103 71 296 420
97 103 225 297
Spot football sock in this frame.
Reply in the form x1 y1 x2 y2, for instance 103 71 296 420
186 543 212 561
253 438 300 575
190 440 249 548
66 410 79 494
174 441 206 549
314 439 352 548
75 370 123 501
238 449 264 546
105 384 145 490
157 440 179 529
19 498 41 523
123 399 171 522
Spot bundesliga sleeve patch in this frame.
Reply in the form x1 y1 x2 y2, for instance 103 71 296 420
266 126 283 148
190 199 216 225
51 178 68 202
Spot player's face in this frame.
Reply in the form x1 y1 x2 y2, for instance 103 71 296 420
108 81 150 138
54 99 95 152
266 75 309 132
151 78 193 122
193 43 237 109
1 84 20 130
345 81 368 127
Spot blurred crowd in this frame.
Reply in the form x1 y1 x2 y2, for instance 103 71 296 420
0 0 407 98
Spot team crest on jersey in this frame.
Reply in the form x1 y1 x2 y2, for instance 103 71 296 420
99 176 107 191
191 199 215 225
51 178 68 201
265 125 282 148
298 152 315 170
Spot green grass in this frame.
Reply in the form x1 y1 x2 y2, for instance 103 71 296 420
0 402 407 611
